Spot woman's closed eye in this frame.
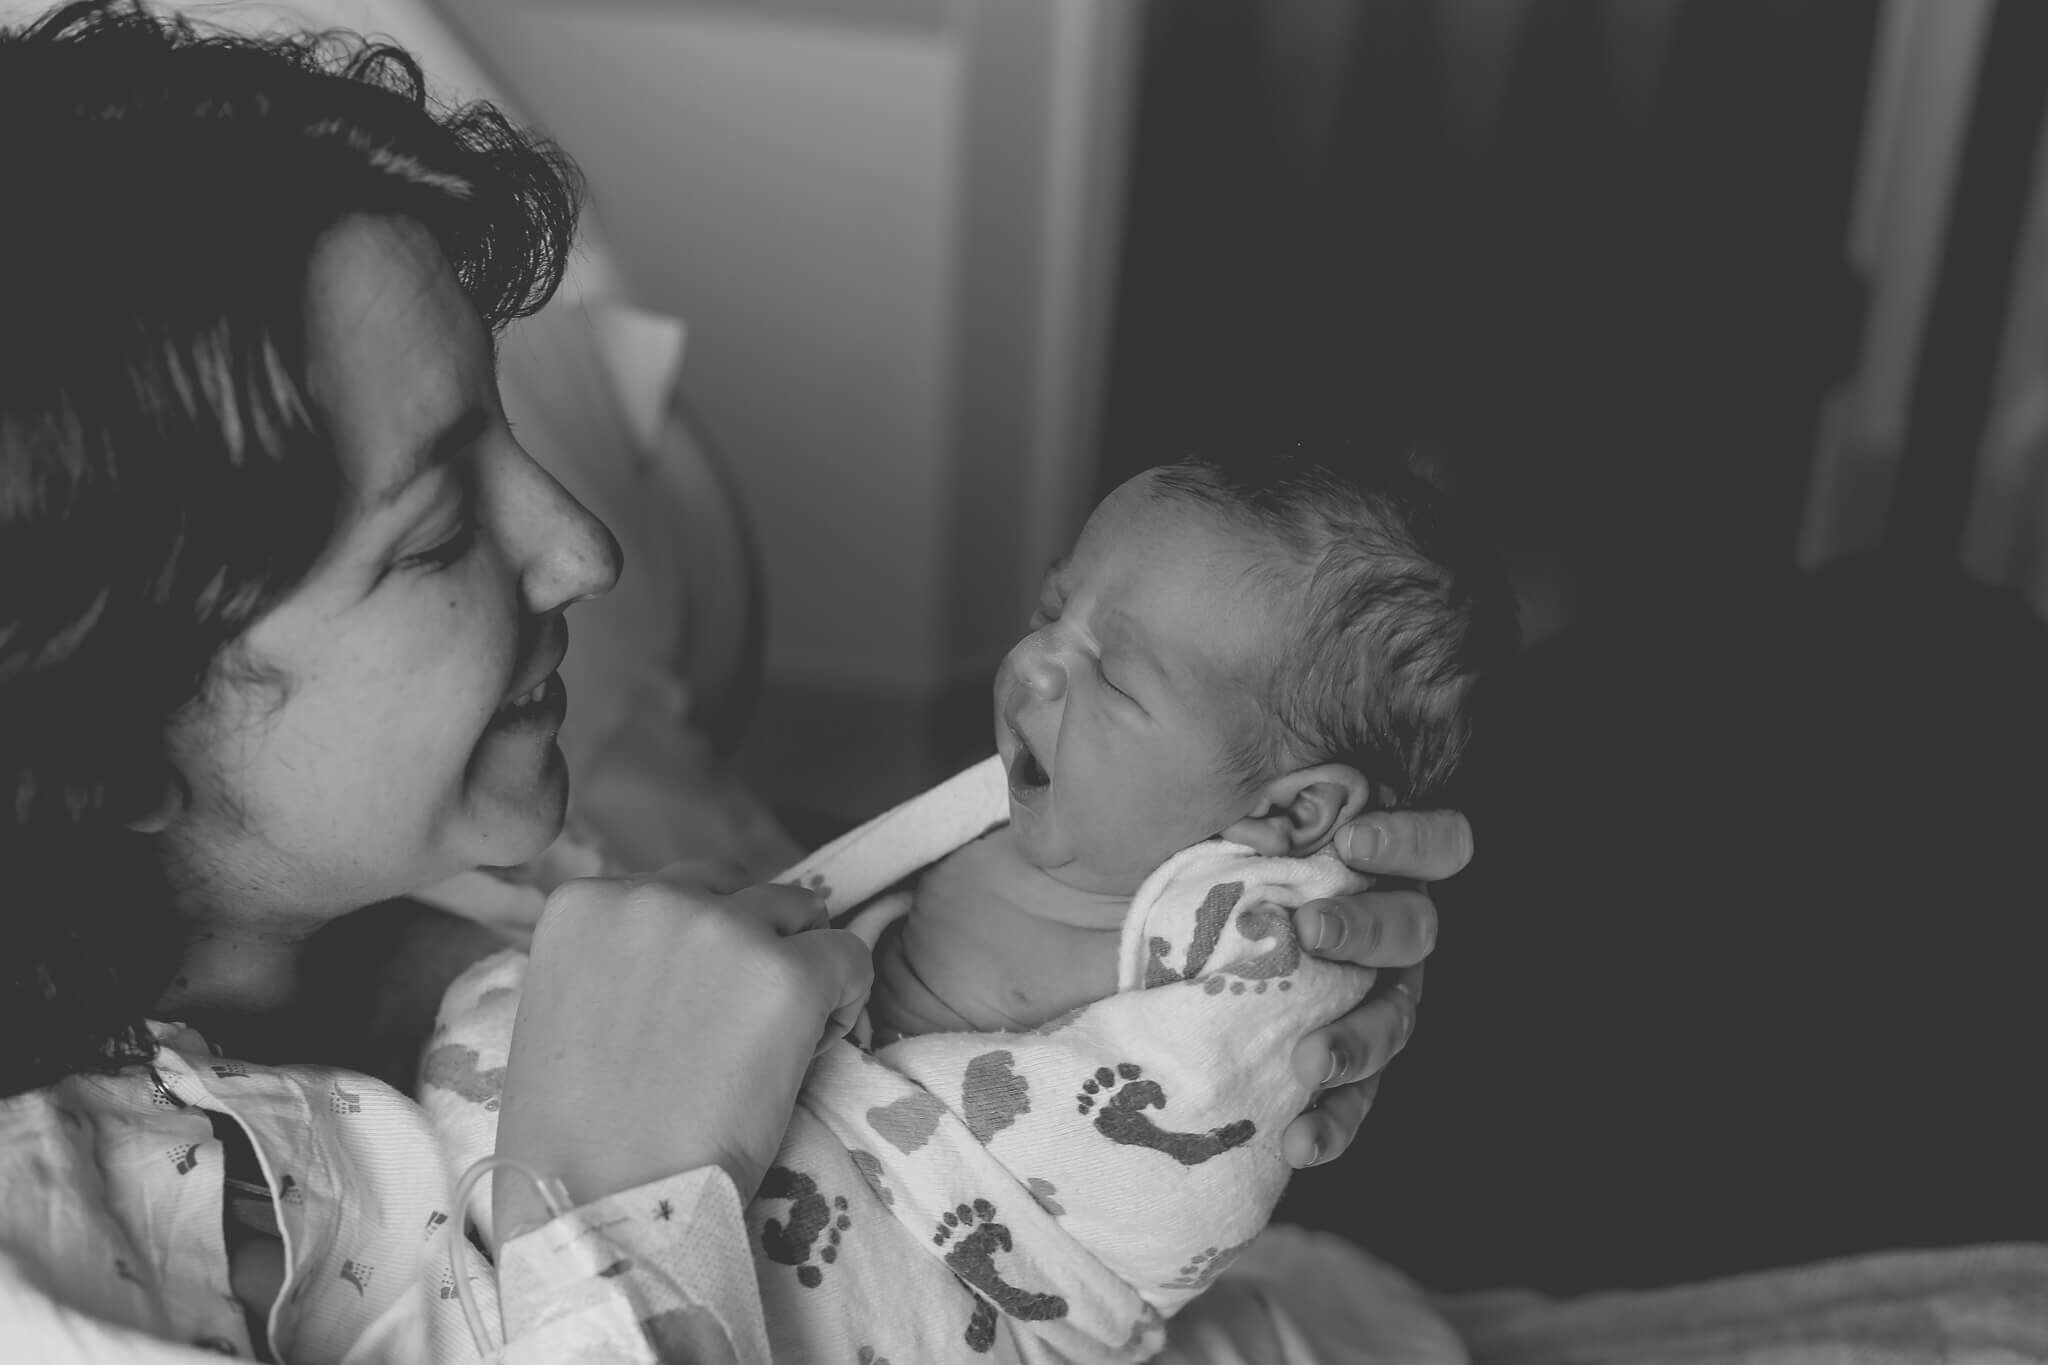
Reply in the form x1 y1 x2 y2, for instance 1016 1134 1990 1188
396 454 485 573
399 503 478 572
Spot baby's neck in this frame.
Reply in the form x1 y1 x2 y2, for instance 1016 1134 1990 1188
996 835 1138 930
873 827 1127 1038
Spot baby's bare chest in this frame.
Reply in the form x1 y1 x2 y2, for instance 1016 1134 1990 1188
902 834 1121 1030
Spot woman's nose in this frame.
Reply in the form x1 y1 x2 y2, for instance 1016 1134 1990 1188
1011 636 1067 702
510 462 623 613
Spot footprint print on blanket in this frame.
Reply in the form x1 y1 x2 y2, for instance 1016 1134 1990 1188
1148 882 1305 996
961 1050 1032 1144
1162 1237 1254 1292
758 1163 853 1288
934 1199 1069 1351
1203 902 1301 996
1143 881 1242 987
1077 1063 1255 1165
420 1041 506 1111
964 1298 1000 1356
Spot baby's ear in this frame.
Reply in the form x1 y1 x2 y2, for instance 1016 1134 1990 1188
1221 764 1372 857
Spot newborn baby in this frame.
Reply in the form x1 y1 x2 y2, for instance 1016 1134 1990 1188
867 455 1511 1046
724 452 1516 1361
424 452 1517 1364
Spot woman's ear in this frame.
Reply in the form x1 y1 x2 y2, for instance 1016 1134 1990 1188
1222 764 1372 856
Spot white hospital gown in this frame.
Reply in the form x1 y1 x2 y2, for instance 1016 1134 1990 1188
0 1020 770 1363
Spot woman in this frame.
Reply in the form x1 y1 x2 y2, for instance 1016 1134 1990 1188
0 4 1459 1360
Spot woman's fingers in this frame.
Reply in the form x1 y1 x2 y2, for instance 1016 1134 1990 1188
1278 809 1461 1172
1282 1073 1380 1168
1399 959 1424 1007
1282 964 1423 1167
643 856 755 896
636 866 864 1051
1334 809 1475 882
791 926 877 1056
506 873 875 1219
1289 963 1422 1094
729 880 831 934
639 859 827 934
1294 888 1436 968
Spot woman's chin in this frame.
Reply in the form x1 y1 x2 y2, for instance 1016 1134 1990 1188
461 743 572 871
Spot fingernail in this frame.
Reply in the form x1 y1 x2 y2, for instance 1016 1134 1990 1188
1322 1048 1347 1088
1304 1140 1322 1169
1313 907 1347 954
1342 821 1384 865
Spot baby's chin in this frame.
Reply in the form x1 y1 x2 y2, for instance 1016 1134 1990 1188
1004 772 1195 897
1006 819 1154 899
1039 860 1143 898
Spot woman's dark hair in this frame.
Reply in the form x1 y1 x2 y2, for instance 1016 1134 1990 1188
0 0 583 1096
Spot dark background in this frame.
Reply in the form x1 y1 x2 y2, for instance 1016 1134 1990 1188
1095 0 2048 1293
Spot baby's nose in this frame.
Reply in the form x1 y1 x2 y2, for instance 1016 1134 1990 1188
1013 642 1067 702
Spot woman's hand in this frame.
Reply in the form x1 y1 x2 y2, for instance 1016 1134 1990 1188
1282 812 1472 1168
492 860 871 1242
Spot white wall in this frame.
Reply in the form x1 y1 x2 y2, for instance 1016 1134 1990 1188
431 1 963 700
941 0 1137 691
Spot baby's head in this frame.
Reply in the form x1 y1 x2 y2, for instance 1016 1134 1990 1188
995 454 1518 895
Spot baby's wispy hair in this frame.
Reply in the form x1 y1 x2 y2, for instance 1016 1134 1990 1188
1149 451 1520 807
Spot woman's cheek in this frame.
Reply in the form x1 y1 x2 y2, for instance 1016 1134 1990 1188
412 587 504 696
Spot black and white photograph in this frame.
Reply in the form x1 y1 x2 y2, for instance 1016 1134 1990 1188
2 1 2043 1360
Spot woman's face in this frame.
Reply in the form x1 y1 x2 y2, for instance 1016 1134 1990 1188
159 214 620 925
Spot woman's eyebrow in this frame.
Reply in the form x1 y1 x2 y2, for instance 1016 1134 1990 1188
373 404 487 508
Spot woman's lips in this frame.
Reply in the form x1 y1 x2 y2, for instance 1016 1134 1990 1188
489 671 566 731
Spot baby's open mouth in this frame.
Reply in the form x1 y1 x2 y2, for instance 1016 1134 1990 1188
1008 737 1050 795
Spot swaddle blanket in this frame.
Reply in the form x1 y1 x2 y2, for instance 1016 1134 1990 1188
422 756 1373 1364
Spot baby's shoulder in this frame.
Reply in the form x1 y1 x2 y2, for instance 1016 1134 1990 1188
915 825 1030 913
924 818 1035 879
